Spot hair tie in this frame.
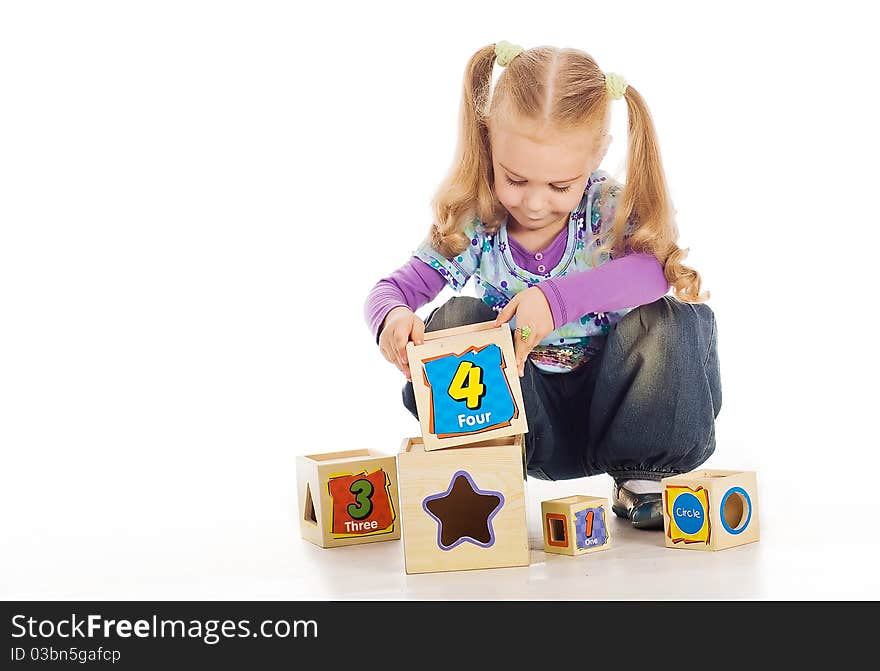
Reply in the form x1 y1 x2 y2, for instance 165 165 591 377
495 41 524 67
605 72 628 100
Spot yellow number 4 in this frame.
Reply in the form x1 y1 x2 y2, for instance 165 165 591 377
447 361 486 410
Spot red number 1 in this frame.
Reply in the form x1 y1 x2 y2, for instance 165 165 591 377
584 510 594 537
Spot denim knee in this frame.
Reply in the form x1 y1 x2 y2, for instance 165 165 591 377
614 296 716 364
424 295 497 332
402 380 418 420
594 295 721 481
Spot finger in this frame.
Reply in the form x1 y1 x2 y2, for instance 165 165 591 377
396 347 408 370
411 318 425 346
395 334 410 369
513 328 530 373
380 343 395 365
515 345 526 376
494 297 518 326
517 347 529 374
382 343 402 369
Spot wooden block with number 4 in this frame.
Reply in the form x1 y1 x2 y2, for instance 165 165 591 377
405 320 528 451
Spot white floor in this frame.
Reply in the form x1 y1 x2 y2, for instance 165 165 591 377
4 471 878 601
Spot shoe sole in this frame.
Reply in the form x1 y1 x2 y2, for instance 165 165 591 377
612 503 664 530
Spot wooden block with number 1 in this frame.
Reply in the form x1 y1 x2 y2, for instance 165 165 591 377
405 320 528 451
541 495 612 556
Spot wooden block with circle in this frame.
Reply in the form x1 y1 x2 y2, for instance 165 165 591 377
405 320 528 451
296 449 400 548
661 469 760 551
541 495 612 556
397 434 529 574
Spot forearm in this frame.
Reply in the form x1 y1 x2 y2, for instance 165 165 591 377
537 253 669 328
363 257 447 342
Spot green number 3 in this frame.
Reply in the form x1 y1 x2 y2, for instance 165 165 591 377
347 479 374 520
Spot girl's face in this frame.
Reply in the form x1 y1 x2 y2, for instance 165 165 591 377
489 115 610 233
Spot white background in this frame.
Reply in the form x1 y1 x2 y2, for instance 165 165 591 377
2 0 878 599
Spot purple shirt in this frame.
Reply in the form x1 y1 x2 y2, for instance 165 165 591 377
364 226 669 342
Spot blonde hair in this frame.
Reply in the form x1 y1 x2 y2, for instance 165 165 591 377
429 44 708 303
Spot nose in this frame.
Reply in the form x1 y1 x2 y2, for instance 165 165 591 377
524 189 545 215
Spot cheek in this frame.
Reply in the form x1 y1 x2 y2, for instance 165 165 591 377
543 191 580 215
560 191 583 212
494 180 518 208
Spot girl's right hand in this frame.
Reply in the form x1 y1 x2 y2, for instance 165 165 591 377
378 307 425 381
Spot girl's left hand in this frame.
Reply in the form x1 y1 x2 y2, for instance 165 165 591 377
493 286 555 377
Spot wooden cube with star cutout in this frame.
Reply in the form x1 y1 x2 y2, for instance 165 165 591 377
541 495 612 556
397 434 529 574
405 320 528 451
296 449 400 548
661 469 760 551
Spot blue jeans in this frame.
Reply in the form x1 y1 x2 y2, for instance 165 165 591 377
402 295 721 482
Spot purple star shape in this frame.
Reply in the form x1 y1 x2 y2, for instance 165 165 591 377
422 470 504 551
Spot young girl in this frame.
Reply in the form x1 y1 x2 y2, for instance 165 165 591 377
363 41 721 530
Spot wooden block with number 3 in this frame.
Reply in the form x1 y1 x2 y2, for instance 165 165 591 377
405 320 528 451
296 449 400 548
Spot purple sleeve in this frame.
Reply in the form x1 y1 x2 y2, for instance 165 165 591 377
537 253 669 328
363 257 448 343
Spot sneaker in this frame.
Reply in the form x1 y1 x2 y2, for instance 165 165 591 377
611 481 664 530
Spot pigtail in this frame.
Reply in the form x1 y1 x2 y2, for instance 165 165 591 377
614 86 709 303
429 46 506 258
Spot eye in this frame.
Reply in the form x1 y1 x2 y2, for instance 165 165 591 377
505 176 571 193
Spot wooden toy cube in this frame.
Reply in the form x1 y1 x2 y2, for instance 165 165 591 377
541 495 612 556
296 449 400 548
397 434 529 574
405 320 528 451
661 469 759 551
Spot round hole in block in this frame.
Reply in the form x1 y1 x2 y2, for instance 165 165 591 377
720 487 752 535
724 494 743 526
